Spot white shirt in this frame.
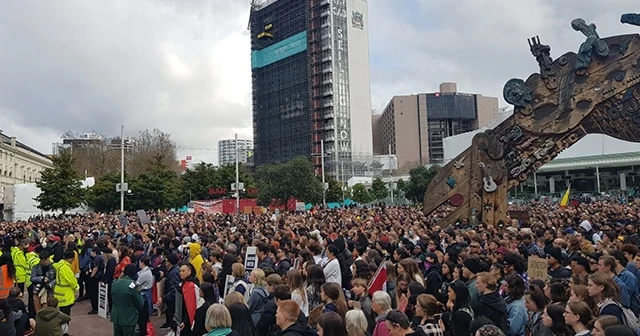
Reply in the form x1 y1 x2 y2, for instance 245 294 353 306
323 258 341 285
291 290 309 317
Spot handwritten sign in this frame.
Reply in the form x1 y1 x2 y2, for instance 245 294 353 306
528 256 548 281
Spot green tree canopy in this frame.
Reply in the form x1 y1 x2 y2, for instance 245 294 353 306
128 167 182 211
370 178 388 200
351 183 373 204
403 165 440 203
35 149 85 214
324 177 343 203
85 172 123 212
255 157 322 207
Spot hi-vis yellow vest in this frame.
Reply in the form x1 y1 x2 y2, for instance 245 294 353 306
54 260 78 307
11 247 28 283
25 252 40 288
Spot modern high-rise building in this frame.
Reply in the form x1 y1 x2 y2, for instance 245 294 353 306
218 139 253 166
372 83 499 171
250 0 373 181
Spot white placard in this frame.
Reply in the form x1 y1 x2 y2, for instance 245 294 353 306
295 202 305 212
223 275 235 298
98 281 109 319
245 246 257 274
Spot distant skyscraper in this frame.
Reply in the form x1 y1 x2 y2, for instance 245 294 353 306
250 0 373 181
218 139 253 166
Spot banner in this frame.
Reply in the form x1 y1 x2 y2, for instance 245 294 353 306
245 246 257 274
98 281 109 319
223 275 235 299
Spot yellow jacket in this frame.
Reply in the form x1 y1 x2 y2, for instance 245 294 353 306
54 260 79 307
70 250 80 275
189 243 204 282
11 247 28 284
25 251 40 287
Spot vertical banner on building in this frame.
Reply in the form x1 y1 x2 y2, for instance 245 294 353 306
332 0 352 178
223 275 235 299
98 281 109 319
245 246 257 275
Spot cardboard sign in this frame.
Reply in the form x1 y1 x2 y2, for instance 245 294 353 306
295 202 305 212
528 256 548 281
245 246 257 274
98 281 109 319
223 275 235 299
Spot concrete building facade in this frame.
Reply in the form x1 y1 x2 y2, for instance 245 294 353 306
0 131 52 206
373 83 499 171
218 139 253 166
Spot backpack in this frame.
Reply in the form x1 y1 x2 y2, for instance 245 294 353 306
601 300 640 332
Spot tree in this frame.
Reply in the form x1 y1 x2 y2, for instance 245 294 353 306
85 172 124 212
396 179 407 198
129 167 182 210
371 178 388 200
255 157 323 207
61 128 178 179
351 183 373 204
35 149 85 214
404 165 440 203
324 178 343 203
180 162 256 203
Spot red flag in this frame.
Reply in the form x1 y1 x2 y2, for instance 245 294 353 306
368 261 387 296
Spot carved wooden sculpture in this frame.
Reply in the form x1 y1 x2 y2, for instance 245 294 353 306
423 15 640 227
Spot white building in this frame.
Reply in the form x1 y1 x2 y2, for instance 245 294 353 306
347 0 373 160
218 139 253 166
0 132 52 204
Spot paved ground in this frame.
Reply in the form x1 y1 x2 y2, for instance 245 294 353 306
38 297 167 336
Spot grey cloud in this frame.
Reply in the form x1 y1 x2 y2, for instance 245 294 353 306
0 0 252 162
369 0 640 110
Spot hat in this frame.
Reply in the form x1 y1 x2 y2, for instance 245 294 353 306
463 258 484 274
571 255 590 271
49 236 61 242
191 234 199 242
580 220 593 232
564 228 576 234
123 264 138 280
101 247 112 254
547 247 563 262
133 245 145 252
166 253 179 265
379 235 389 243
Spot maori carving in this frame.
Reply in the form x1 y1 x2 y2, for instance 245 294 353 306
529 36 557 90
517 136 538 150
622 14 640 26
503 79 533 107
500 126 523 143
571 18 610 74
446 176 456 188
453 156 466 169
424 22 640 228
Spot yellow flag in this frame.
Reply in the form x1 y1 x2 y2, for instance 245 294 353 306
560 184 571 207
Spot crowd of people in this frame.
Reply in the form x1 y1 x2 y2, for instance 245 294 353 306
0 199 639 336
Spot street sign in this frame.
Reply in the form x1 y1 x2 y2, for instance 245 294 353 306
231 183 245 191
323 183 329 191
115 183 128 192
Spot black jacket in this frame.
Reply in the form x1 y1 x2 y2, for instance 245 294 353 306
276 258 291 276
257 298 307 336
163 264 181 302
424 265 443 297
280 323 316 336
475 291 507 333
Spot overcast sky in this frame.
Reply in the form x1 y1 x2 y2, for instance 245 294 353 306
1 0 640 165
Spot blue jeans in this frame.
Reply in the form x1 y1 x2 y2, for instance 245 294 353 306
142 288 153 315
